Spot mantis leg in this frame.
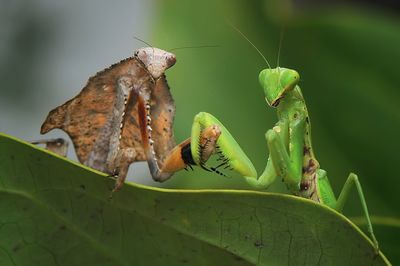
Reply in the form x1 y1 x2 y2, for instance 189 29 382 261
335 173 379 250
187 112 306 191
190 112 257 179
154 125 221 179
111 148 137 192
244 120 289 189
31 138 69 157
245 158 276 189
265 117 305 191
137 95 223 182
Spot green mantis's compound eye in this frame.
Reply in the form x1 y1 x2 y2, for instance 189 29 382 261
280 69 300 90
259 68 300 107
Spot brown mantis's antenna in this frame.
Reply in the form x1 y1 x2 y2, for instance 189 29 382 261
169 45 220 52
229 24 271 69
133 36 155 59
133 36 153 47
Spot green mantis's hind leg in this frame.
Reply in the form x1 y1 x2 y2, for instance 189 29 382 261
335 173 379 251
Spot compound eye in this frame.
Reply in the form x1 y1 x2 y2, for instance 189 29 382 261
166 55 176 66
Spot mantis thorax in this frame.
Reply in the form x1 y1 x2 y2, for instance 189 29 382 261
280 87 321 198
259 67 321 197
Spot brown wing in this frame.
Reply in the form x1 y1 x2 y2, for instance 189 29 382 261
149 75 176 161
40 57 144 163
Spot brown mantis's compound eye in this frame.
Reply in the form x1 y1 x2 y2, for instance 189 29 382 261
166 54 176 67
137 49 148 62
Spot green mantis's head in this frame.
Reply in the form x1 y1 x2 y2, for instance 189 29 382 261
259 67 300 107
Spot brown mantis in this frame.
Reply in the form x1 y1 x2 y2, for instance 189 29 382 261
39 47 240 192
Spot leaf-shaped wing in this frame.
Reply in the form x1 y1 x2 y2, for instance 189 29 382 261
40 58 146 164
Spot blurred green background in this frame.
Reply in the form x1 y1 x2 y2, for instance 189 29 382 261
1 0 399 263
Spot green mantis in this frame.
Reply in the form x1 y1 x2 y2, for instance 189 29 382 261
189 36 379 252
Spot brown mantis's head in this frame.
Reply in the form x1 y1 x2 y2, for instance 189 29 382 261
259 67 300 107
135 47 176 79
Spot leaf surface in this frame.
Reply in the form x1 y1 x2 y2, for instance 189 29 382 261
0 133 390 265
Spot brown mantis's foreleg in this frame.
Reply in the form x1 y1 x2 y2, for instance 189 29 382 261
140 125 221 182
137 92 221 182
110 148 137 192
161 125 221 172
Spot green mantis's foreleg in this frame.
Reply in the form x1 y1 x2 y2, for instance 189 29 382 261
244 120 288 189
245 158 275 189
190 112 257 178
266 117 306 190
190 112 307 191
245 115 306 191
335 173 379 249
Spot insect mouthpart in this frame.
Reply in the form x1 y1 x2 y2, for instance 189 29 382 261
271 96 283 107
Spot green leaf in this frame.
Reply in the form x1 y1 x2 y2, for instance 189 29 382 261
0 133 390 265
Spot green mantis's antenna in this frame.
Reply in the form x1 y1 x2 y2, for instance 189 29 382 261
230 24 271 69
277 28 285 68
169 45 220 52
